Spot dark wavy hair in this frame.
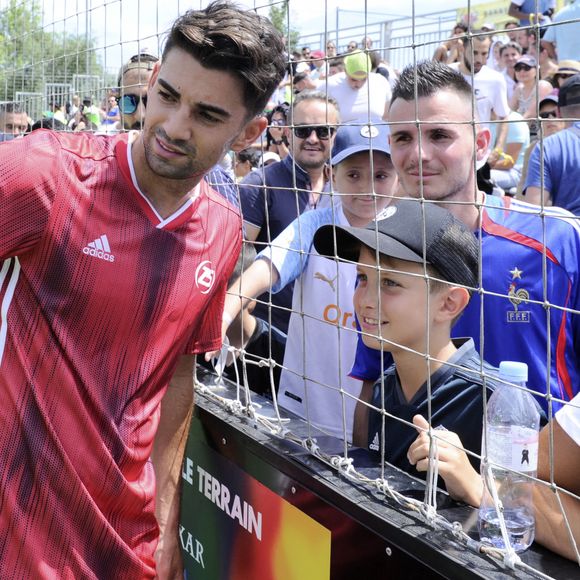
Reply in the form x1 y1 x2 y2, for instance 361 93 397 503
163 1 287 117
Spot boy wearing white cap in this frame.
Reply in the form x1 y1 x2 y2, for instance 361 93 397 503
217 121 397 441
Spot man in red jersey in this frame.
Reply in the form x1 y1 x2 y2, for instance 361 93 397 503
0 2 286 578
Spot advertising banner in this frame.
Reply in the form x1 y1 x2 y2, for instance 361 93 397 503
180 420 331 580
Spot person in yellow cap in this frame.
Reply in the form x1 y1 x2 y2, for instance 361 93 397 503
319 50 391 122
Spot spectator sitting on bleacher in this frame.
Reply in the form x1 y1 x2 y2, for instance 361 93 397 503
524 74 580 215
541 0 580 62
432 22 467 65
488 111 530 195
499 41 523 101
510 55 553 124
321 50 391 122
217 122 398 442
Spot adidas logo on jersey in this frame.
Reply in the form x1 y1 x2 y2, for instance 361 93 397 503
369 432 379 451
83 234 115 263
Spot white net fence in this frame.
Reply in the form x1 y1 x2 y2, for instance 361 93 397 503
2 0 579 575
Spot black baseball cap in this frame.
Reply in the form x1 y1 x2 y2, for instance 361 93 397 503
313 200 479 289
559 74 580 107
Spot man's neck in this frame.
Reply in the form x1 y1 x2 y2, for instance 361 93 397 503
307 166 326 193
130 134 203 219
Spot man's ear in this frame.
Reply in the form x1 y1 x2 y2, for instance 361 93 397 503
475 126 491 164
230 116 267 152
433 286 470 324
148 61 161 89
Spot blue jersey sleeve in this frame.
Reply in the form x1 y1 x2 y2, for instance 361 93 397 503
258 207 337 292
524 143 552 194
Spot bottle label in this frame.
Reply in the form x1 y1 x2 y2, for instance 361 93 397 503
486 426 538 473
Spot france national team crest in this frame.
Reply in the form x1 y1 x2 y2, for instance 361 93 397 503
507 266 531 323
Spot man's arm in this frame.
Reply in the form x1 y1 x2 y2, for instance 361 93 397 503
152 353 196 578
244 220 262 243
534 419 580 561
508 2 544 21
525 185 551 206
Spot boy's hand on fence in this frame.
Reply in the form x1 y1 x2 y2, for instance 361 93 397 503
407 414 483 507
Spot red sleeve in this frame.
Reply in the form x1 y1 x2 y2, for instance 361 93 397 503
0 131 60 260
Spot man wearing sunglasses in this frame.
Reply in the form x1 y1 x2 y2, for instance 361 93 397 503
117 51 159 130
525 74 580 215
239 90 340 335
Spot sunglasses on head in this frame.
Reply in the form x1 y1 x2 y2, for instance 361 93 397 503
293 125 335 140
118 94 147 115
514 64 532 72
539 111 558 119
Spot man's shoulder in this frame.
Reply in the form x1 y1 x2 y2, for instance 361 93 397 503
485 196 580 246
477 65 505 83
240 159 292 189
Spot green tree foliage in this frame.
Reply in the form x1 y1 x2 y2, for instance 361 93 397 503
268 0 300 52
0 0 103 101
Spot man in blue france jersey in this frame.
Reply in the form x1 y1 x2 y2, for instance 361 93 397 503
351 61 580 445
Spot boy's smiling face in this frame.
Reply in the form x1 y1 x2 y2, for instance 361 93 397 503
332 151 398 227
354 245 444 355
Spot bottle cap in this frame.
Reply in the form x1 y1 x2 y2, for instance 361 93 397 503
499 361 528 383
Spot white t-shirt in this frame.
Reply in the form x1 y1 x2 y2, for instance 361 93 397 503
319 72 392 123
503 70 517 102
451 63 510 125
556 392 580 446
260 204 362 442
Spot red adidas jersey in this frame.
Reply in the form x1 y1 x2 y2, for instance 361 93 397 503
0 130 242 578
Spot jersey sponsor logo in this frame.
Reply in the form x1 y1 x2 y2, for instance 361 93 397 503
376 206 397 222
369 432 379 451
314 271 337 291
323 303 357 329
82 234 115 262
195 260 215 295
507 266 531 323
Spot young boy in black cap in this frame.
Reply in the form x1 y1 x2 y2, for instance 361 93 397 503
314 200 496 506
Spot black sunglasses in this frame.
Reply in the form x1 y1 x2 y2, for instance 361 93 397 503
539 111 558 119
293 125 335 140
514 64 532 72
119 94 147 115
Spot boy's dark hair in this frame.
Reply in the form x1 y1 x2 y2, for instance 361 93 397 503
236 147 259 167
162 1 287 118
392 60 473 105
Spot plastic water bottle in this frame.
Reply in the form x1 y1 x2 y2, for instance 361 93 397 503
478 361 540 552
